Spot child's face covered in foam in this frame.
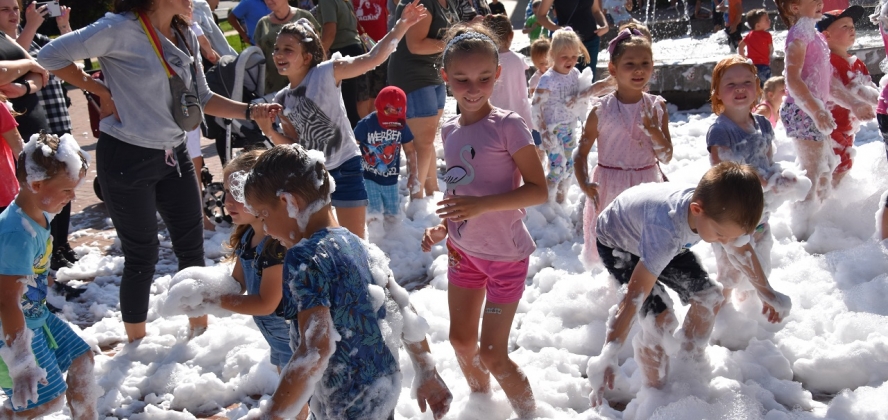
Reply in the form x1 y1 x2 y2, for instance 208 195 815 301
690 202 749 245
34 172 83 214
247 196 301 247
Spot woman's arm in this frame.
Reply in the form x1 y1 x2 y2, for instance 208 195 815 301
333 0 428 82
227 13 251 45
203 94 282 120
41 64 116 120
0 59 46 87
593 0 609 36
404 2 444 56
535 0 559 31
220 264 283 316
436 144 548 220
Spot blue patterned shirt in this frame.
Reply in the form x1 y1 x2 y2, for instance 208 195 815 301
281 227 398 418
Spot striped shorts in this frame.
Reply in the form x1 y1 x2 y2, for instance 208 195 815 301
0 313 92 411
365 179 401 216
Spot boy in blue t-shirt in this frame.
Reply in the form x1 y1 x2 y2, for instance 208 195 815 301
243 144 451 419
355 86 418 219
0 133 96 419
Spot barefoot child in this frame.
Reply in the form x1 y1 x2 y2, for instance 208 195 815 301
215 150 293 373
244 144 451 419
575 28 672 266
254 0 427 239
588 162 791 407
707 56 795 320
532 28 589 203
754 76 785 128
0 133 97 419
817 5 879 188
421 24 548 417
355 86 419 221
773 0 869 239
738 9 774 84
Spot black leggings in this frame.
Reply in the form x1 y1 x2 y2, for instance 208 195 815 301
330 43 367 128
96 133 205 323
51 202 71 250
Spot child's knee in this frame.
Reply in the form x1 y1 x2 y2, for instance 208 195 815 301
690 285 725 313
449 332 478 355
69 351 95 377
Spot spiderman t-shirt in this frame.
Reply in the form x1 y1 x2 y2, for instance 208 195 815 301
355 112 414 186
273 60 361 170
440 107 537 262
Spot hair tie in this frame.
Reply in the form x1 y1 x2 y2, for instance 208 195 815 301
443 31 499 62
607 28 642 55
561 26 574 32
296 18 317 41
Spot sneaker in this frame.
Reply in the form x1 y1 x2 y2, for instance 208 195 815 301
58 244 79 263
50 249 74 271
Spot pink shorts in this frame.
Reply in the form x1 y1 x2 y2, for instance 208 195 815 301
446 240 529 304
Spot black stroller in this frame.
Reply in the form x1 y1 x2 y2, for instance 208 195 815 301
202 46 274 225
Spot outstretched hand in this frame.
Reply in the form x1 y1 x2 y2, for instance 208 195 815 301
399 0 429 27
421 224 447 252
415 370 452 419
589 365 615 408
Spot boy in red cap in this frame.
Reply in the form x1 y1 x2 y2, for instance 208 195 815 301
355 86 419 222
817 5 879 188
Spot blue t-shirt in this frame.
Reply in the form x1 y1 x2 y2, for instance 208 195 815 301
355 112 414 186
706 114 775 179
0 203 52 329
231 0 272 41
281 227 398 418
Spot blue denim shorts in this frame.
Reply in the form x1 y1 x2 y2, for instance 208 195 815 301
531 129 542 146
406 84 446 119
329 155 369 208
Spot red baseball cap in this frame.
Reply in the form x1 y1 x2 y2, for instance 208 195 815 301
375 86 407 129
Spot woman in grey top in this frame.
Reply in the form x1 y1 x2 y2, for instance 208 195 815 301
37 0 281 343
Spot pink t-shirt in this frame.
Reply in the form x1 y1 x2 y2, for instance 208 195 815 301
878 23 888 115
490 50 533 130
441 107 536 262
784 17 830 107
0 104 19 207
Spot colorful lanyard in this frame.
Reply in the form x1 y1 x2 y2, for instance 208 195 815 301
137 12 175 78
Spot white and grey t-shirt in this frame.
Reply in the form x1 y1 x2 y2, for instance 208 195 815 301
596 183 701 277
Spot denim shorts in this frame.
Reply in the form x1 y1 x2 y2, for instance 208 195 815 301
329 155 369 208
406 84 446 119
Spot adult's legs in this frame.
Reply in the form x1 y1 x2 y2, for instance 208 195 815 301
579 36 601 78
406 112 443 199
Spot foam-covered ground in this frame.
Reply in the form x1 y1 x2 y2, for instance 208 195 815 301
20 95 887 419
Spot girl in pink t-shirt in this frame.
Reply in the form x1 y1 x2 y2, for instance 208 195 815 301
775 0 861 239
420 25 547 418
0 101 22 210
574 29 672 266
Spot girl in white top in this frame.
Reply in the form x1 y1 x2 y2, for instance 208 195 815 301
484 15 533 128
254 1 427 239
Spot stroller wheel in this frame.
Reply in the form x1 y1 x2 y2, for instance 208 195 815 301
93 176 104 201
203 182 232 226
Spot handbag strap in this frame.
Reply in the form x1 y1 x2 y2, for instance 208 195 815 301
137 12 175 78
345 0 371 39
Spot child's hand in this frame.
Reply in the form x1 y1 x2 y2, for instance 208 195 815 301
415 369 452 419
813 109 837 134
759 289 791 323
407 174 421 195
421 224 447 252
436 195 485 222
580 182 600 209
851 101 876 121
11 363 47 409
587 341 620 408
398 0 429 28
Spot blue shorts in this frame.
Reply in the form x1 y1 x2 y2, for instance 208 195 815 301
253 315 294 370
531 129 542 146
0 314 92 412
406 84 446 119
329 156 369 208
365 180 401 216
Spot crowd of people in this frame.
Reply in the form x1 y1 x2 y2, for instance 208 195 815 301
0 0 886 418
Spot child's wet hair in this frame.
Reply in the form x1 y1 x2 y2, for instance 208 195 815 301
243 144 332 210
762 76 785 94
773 0 800 27
606 27 652 64
710 55 763 115
530 38 550 63
441 23 501 69
692 161 764 234
278 20 326 68
16 131 89 185
549 28 590 64
745 9 769 29
482 14 513 48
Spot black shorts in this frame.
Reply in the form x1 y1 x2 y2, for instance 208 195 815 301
597 240 716 317
878 113 888 163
